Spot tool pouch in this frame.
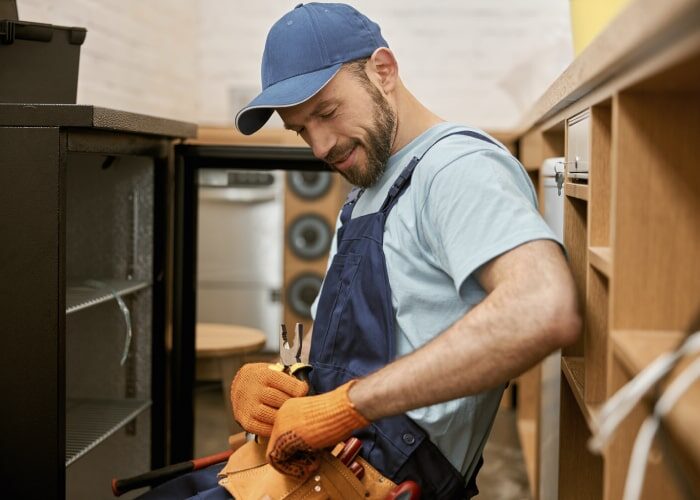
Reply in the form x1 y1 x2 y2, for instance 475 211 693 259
217 439 396 499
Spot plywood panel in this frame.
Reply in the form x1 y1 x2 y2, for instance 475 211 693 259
588 105 612 247
611 92 700 330
558 371 603 500
563 196 587 357
585 267 610 403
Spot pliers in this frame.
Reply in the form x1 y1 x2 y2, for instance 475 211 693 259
270 322 312 384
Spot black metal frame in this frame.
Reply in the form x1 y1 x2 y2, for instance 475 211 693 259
170 144 327 462
0 124 174 497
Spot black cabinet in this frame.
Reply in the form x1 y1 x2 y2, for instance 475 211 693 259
0 104 196 499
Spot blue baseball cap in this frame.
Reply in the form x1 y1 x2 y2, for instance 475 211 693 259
235 3 388 135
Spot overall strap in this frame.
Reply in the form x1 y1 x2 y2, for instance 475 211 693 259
339 187 364 225
379 130 503 213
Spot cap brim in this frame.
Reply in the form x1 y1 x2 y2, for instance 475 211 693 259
235 63 342 135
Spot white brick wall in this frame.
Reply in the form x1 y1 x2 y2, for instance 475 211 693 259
16 0 573 130
17 0 200 122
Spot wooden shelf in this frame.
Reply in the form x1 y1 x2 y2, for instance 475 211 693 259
588 246 612 277
611 330 700 491
514 0 700 496
561 356 600 431
564 182 589 200
611 329 686 376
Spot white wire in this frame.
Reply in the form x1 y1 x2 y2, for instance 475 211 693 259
622 357 700 500
589 331 700 452
85 279 133 366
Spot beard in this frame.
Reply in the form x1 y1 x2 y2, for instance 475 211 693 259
326 83 396 188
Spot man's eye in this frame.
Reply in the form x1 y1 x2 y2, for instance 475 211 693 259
319 109 336 119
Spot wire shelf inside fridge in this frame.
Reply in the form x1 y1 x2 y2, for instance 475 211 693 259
65 398 151 466
66 279 150 314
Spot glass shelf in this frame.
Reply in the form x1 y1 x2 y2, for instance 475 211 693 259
65 398 151 466
66 279 150 314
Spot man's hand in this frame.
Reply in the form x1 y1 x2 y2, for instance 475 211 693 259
266 381 370 478
230 363 309 436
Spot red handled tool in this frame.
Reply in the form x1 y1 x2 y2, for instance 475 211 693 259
337 437 362 465
385 480 421 500
111 449 233 497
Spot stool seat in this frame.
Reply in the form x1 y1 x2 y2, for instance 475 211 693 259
196 323 267 358
195 322 267 434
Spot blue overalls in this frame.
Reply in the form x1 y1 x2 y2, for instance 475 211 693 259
310 130 502 499
141 130 500 500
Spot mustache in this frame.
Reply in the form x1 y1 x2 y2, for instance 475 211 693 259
324 141 358 165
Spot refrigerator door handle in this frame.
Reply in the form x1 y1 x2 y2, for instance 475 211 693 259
199 186 277 204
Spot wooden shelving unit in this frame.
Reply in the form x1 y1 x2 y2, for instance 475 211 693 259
513 0 700 497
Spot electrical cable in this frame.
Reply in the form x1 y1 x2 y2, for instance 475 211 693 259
589 331 700 452
85 279 133 366
622 357 700 500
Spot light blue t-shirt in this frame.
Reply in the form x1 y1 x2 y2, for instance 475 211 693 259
311 122 560 477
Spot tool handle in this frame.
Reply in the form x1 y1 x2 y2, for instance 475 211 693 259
111 450 232 497
348 461 365 479
337 437 362 465
385 480 421 500
289 362 313 388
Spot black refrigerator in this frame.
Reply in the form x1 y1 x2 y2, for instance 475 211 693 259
0 104 196 499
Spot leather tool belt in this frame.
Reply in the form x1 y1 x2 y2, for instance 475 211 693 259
217 439 397 499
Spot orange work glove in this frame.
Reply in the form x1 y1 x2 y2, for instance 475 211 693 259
266 380 370 478
230 362 309 437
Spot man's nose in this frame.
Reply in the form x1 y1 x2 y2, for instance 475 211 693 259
307 124 335 162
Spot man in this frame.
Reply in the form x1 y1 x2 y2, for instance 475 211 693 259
150 3 580 499
231 2 580 497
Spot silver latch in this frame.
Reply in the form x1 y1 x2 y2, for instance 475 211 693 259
554 163 565 196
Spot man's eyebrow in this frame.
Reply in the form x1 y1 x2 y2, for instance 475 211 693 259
310 98 338 116
283 99 339 130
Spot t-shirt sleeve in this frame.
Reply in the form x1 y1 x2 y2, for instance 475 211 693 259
419 149 560 292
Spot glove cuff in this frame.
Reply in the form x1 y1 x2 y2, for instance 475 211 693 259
336 380 371 428
299 380 370 449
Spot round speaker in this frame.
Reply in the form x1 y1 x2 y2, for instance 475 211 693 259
287 273 323 319
288 214 332 260
288 171 332 199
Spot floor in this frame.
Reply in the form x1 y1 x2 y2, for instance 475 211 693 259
194 382 531 499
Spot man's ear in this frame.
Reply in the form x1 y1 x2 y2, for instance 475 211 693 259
367 47 398 94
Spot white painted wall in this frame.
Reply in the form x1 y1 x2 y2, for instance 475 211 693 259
16 0 573 130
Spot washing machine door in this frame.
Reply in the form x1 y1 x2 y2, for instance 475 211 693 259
288 214 332 260
287 171 332 199
287 273 323 319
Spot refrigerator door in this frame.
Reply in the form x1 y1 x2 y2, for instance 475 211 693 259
197 173 282 284
197 169 284 350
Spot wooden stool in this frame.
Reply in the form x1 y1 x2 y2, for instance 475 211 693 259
195 323 267 433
